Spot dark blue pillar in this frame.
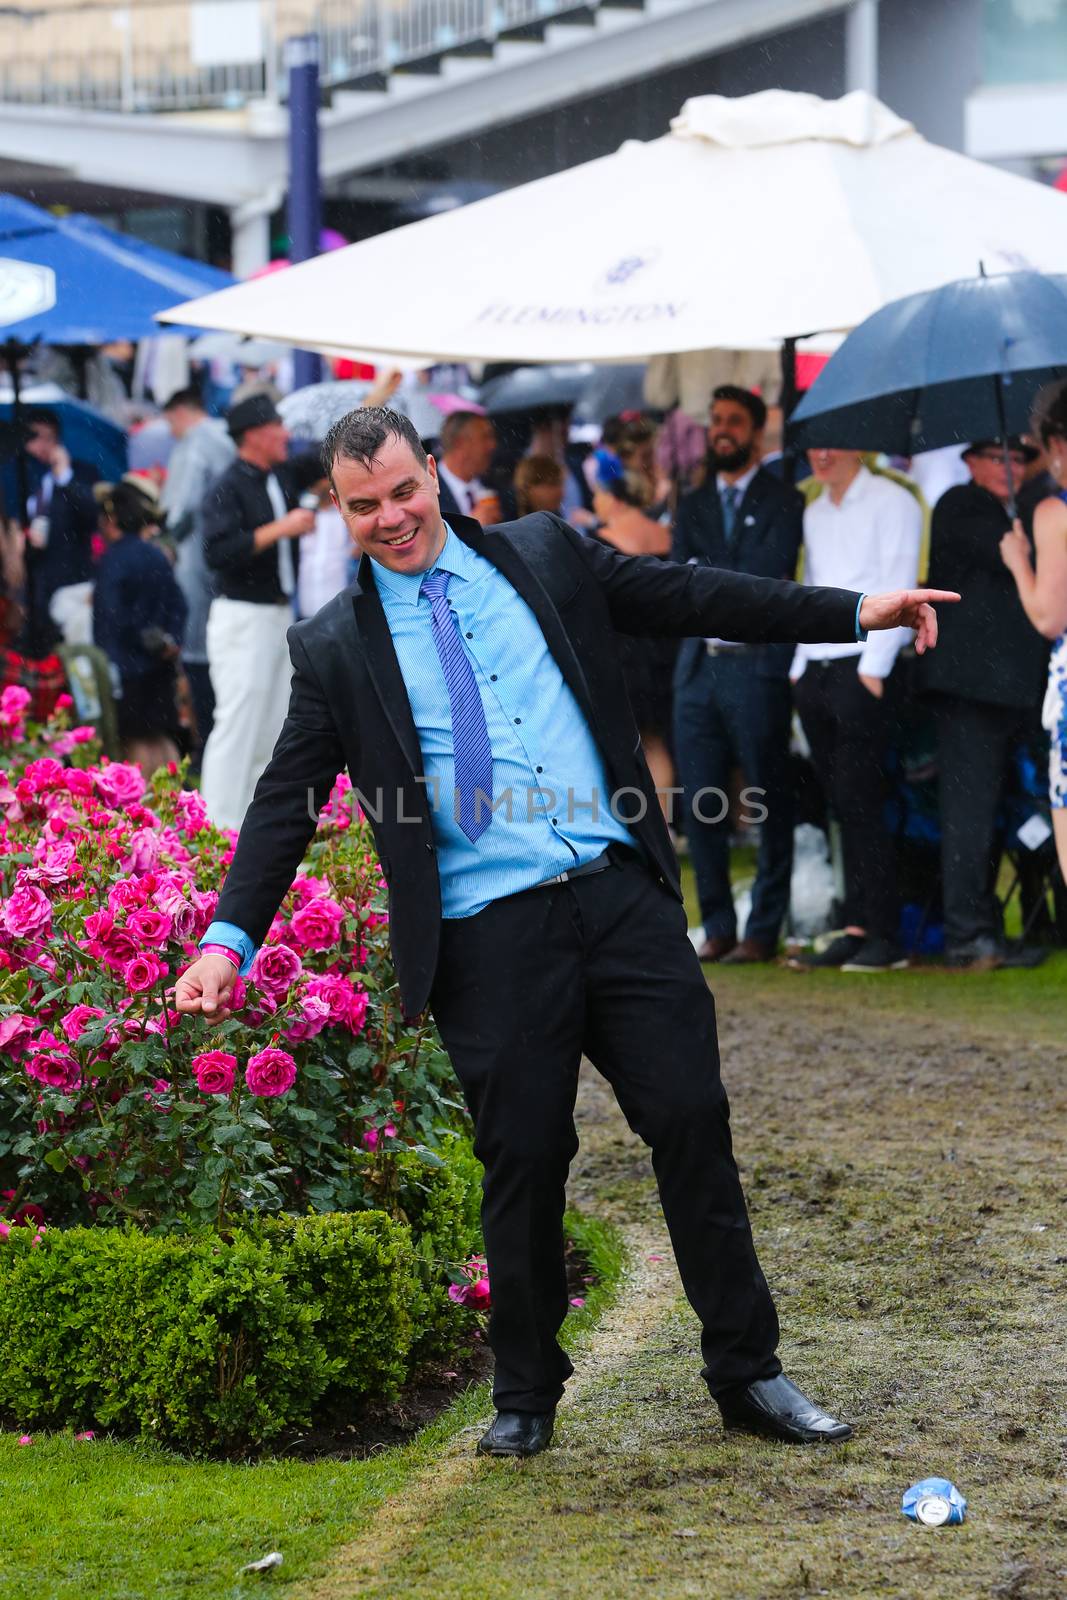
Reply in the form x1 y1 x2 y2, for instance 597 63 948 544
286 33 323 391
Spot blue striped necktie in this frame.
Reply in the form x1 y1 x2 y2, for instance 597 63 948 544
420 568 494 843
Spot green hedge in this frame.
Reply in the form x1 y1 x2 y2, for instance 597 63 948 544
0 1142 484 1454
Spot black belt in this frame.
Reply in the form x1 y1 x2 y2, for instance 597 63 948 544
533 843 636 889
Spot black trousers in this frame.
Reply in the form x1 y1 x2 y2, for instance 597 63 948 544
674 653 795 945
793 658 898 941
931 693 1037 948
429 854 781 1413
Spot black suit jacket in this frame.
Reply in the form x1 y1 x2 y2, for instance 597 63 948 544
215 512 860 1016
27 458 98 603
435 472 465 522
672 466 804 681
920 482 1049 710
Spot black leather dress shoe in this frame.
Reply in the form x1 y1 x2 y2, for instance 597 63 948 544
476 1409 555 1457
717 1374 852 1444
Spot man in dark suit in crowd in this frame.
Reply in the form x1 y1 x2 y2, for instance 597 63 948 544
176 407 954 1460
922 438 1050 969
673 386 804 963
435 410 500 525
20 407 99 649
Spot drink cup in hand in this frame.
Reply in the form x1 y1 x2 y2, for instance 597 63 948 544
27 516 49 550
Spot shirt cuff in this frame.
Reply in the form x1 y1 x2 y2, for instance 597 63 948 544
199 919 257 977
855 594 868 642
53 467 73 488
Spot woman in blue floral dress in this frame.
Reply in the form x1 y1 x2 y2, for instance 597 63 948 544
1000 386 1067 887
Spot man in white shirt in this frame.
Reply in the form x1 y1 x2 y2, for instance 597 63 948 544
436 412 500 525
790 449 922 972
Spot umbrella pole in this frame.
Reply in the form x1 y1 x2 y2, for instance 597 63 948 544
6 342 28 525
993 371 1017 520
780 336 799 487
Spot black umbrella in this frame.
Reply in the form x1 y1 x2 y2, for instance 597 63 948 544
480 362 647 422
788 269 1067 513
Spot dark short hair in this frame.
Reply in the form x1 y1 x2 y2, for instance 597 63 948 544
162 386 205 413
439 410 491 452
711 385 767 431
322 406 427 485
23 407 61 438
1039 382 1067 447
99 481 156 536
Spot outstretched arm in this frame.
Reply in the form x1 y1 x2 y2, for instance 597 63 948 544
562 515 958 645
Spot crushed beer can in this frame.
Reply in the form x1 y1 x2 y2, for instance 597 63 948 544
901 1476 967 1526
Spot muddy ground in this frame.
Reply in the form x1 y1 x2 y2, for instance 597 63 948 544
301 964 1067 1600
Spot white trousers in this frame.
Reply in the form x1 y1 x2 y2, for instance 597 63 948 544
201 598 293 832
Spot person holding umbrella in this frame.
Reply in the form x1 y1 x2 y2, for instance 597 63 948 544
922 437 1049 970
999 386 1067 892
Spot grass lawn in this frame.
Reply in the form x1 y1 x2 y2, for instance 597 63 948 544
2 872 1065 1597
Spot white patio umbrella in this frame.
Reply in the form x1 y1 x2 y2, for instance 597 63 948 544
159 89 1067 365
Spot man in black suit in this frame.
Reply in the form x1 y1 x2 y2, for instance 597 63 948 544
435 410 500 525
673 386 804 963
921 438 1050 969
20 407 99 650
176 407 954 1459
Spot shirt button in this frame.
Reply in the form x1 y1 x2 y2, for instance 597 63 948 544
490 674 498 682
465 632 473 639
551 818 558 826
536 765 543 773
514 717 521 725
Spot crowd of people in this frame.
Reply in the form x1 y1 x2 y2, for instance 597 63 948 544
2 371 1065 973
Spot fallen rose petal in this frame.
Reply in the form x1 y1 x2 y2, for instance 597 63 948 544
74 1430 95 1442
569 1297 585 1308
17 1435 32 1445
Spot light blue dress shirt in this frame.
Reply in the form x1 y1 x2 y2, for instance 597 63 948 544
202 522 631 971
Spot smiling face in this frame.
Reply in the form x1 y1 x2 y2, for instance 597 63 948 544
330 432 447 573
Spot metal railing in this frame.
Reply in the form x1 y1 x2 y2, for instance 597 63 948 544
0 0 608 113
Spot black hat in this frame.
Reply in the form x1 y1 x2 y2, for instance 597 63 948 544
961 435 1039 463
227 393 283 439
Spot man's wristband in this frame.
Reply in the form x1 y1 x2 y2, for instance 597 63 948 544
201 943 240 970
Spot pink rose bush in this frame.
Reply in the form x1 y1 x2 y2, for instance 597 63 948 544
0 702 461 1233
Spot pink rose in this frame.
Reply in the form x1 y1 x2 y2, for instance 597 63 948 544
98 930 140 972
0 685 31 720
174 790 208 836
0 1013 34 1057
28 838 77 885
448 1276 491 1310
305 973 369 1035
108 879 147 914
126 828 160 875
25 1038 80 1092
1 883 52 940
245 1046 297 1098
251 942 303 995
94 762 146 808
192 1050 236 1096
281 993 331 1043
84 909 114 943
126 908 172 949
23 758 64 792
58 1005 106 1042
288 896 345 952
122 952 168 993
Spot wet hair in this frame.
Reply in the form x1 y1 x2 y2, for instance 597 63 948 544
711 385 767 432
514 454 564 515
438 410 490 452
321 405 427 485
162 386 205 413
100 482 157 536
1039 383 1067 446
